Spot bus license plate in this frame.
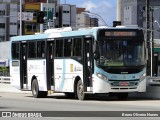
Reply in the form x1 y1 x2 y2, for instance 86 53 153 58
119 82 129 86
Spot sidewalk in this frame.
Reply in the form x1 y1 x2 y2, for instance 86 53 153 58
0 83 31 93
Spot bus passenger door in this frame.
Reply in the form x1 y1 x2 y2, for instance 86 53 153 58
83 36 94 92
20 42 27 89
47 41 54 90
153 53 158 76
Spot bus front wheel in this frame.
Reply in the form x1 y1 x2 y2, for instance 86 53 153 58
76 80 87 100
31 79 47 98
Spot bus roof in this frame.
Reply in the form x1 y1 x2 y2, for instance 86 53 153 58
10 33 51 41
10 26 142 42
48 27 101 38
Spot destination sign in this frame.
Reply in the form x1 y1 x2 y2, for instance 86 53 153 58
105 31 136 37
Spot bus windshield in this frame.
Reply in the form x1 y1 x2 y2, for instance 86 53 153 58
96 39 145 67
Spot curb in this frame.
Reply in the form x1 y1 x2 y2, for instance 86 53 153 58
0 83 31 94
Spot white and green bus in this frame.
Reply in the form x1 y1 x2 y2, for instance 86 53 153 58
10 26 146 100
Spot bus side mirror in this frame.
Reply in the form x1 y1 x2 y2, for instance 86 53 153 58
93 42 100 60
94 52 100 60
93 41 100 60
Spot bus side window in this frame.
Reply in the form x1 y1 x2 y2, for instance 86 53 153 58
56 39 63 57
64 38 72 57
12 42 20 59
73 38 82 56
37 41 45 58
28 42 36 58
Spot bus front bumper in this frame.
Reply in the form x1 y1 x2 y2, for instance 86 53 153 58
92 75 146 93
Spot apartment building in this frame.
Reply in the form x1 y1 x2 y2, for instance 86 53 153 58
76 8 98 28
118 0 160 39
0 2 19 42
56 4 76 28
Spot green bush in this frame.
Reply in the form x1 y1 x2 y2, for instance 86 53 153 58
0 67 9 76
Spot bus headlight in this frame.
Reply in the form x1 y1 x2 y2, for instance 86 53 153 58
96 72 108 80
140 73 146 81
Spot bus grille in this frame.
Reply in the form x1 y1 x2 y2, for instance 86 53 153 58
111 87 137 90
108 79 139 87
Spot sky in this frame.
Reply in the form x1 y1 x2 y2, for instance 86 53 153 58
60 0 117 26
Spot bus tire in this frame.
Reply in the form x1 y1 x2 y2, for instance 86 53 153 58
32 79 39 98
76 80 87 100
117 93 128 100
31 79 47 98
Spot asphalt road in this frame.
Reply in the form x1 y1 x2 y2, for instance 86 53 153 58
0 92 160 120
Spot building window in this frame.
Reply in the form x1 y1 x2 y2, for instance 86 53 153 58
56 12 59 17
63 24 70 27
0 36 5 42
63 11 70 13
0 23 5 28
25 24 38 32
29 0 34 2
10 35 16 38
10 23 17 25
125 6 130 10
0 10 5 16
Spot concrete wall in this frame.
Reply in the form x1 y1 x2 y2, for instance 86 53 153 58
0 41 10 59
120 0 138 25
10 4 18 36
60 4 76 27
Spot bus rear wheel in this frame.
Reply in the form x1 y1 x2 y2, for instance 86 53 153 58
31 79 47 98
76 80 87 100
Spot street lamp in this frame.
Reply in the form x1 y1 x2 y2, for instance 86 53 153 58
83 11 108 26
155 20 160 30
150 7 154 77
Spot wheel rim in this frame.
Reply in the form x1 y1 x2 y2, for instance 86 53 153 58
33 84 37 95
78 84 83 96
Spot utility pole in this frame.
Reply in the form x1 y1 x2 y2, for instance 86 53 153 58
146 0 151 76
20 0 22 35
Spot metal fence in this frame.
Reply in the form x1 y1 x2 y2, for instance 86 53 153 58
0 76 11 83
147 76 160 86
